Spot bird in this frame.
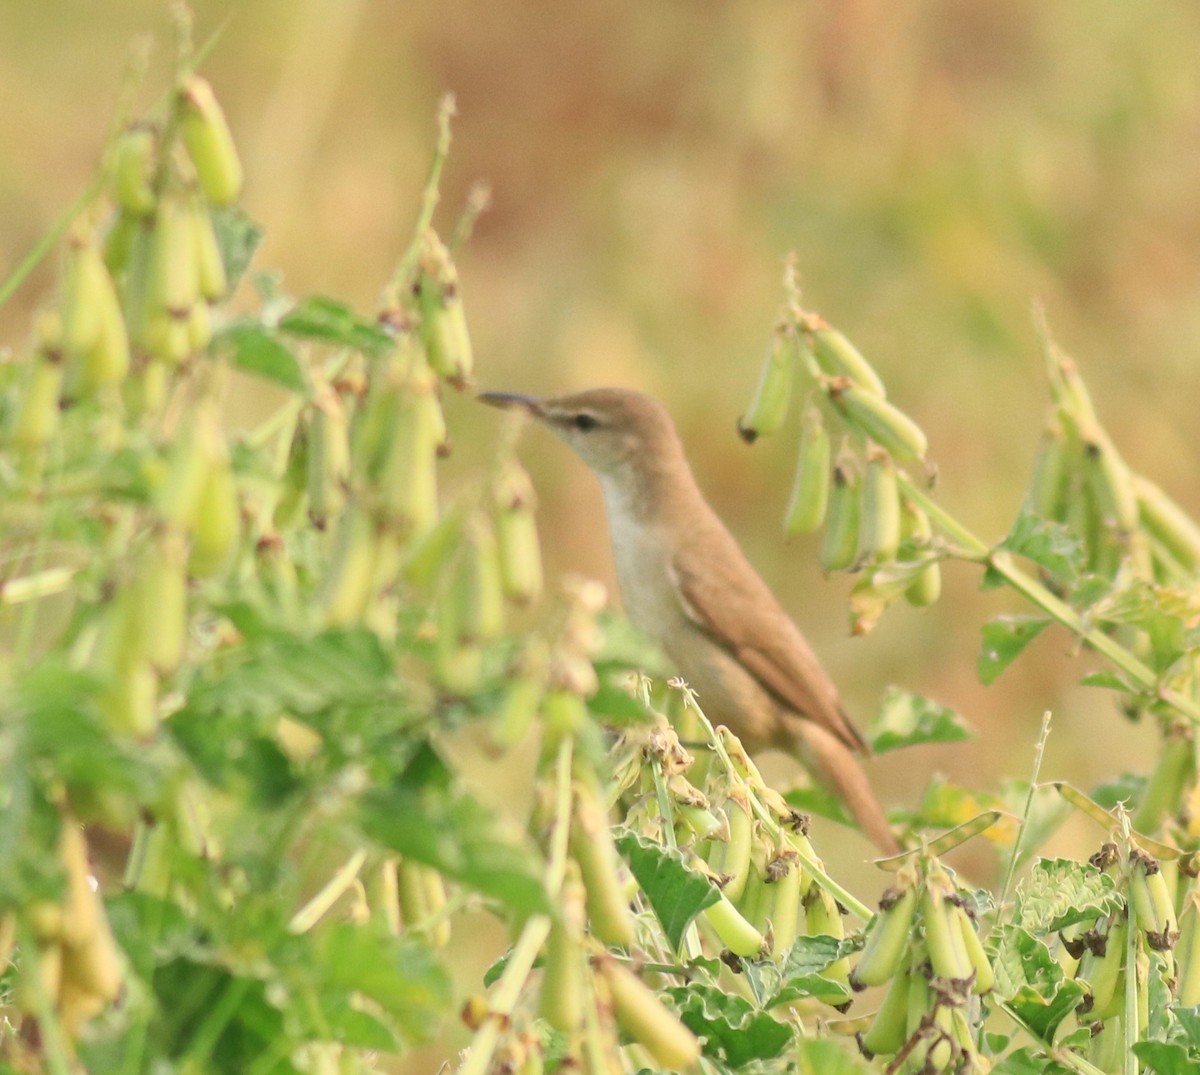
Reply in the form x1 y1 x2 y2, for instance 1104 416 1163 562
479 386 900 855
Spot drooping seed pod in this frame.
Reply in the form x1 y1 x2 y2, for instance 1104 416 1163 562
178 76 244 206
415 230 473 386
446 516 506 644
738 321 798 443
1026 421 1071 520
190 455 240 578
1129 847 1180 952
804 883 851 986
901 499 941 607
322 504 381 627
491 459 543 606
273 416 310 530
190 201 227 302
803 317 887 398
307 387 351 529
819 462 860 573
784 401 831 534
112 124 158 217
62 235 130 390
102 211 141 276
768 850 804 959
851 870 919 990
922 861 973 982
570 781 635 948
376 368 443 535
540 865 586 1033
12 318 65 448
595 953 701 1072
396 859 451 948
860 961 911 1056
147 193 200 321
857 448 901 564
828 377 927 462
134 526 190 674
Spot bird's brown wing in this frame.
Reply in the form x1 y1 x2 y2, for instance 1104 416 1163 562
670 547 869 754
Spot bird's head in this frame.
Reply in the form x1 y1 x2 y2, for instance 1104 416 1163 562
479 387 683 480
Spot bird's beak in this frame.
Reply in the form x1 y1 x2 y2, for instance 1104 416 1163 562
477 391 545 418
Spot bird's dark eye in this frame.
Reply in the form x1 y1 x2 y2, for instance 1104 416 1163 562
573 413 598 432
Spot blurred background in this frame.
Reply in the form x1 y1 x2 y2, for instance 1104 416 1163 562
4 0 1200 1063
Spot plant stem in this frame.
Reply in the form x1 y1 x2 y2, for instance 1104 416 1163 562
289 849 367 933
997 710 1053 917
0 566 79 607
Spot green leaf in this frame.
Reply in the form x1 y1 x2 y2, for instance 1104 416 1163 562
362 743 549 914
868 687 973 753
990 1047 1059 1075
211 205 263 291
766 935 856 1007
791 1039 876 1075
217 319 307 392
1005 979 1088 1042
310 922 452 1046
993 924 1087 1041
1001 510 1085 583
665 983 792 1067
1092 772 1145 811
1132 1042 1197 1075
588 683 654 727
614 830 719 951
279 295 395 357
1014 858 1121 933
979 616 1050 685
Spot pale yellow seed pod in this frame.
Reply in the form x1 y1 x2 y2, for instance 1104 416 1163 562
147 194 200 318
190 459 241 578
13 353 65 449
113 124 157 217
135 527 189 674
570 782 636 948
416 231 473 385
178 76 244 206
491 460 543 606
804 318 887 397
322 504 381 627
858 449 901 564
819 462 860 573
191 203 228 301
829 377 927 462
596 954 701 1071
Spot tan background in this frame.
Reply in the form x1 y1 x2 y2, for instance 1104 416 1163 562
4 1 1200 1064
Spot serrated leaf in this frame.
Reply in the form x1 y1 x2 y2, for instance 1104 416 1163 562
990 1047 1059 1075
1005 979 1088 1041
1014 858 1120 933
868 686 973 753
764 935 856 1007
279 295 395 357
615 830 719 951
665 984 792 1067
1001 510 1085 582
361 743 548 914
1132 1042 1197 1075
979 616 1051 685
217 319 307 392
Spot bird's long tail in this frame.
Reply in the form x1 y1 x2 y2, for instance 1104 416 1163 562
789 718 901 856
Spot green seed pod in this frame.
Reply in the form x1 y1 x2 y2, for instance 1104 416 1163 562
416 231 473 386
12 351 65 449
858 449 901 564
491 459 543 606
147 194 199 319
829 378 928 463
112 124 157 217
491 642 548 748
540 867 586 1033
596 954 701 1072
805 884 850 984
448 516 505 643
396 859 450 947
377 370 443 535
851 872 919 989
951 901 994 994
178 76 244 206
307 388 351 529
191 203 227 301
102 211 141 276
158 404 222 530
1083 430 1139 534
702 894 767 958
570 782 635 948
99 658 158 737
784 401 831 534
1027 422 1070 520
901 499 941 607
190 457 240 578
273 417 310 530
738 323 798 443
1129 848 1179 951
1175 892 1200 1005
922 862 972 982
62 236 107 357
860 963 911 1056
768 851 804 959
135 527 189 674
805 319 887 398
819 461 860 573
1135 475 1200 575
322 504 381 627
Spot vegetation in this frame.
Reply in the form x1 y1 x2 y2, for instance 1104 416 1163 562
5 19 1200 1075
